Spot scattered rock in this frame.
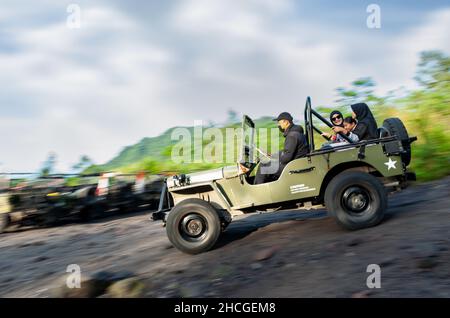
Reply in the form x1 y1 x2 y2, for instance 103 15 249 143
253 246 278 262
205 291 219 297
39 271 56 279
308 253 323 261
179 281 207 298
263 220 301 232
351 290 372 298
433 240 448 252
346 238 363 247
91 270 135 283
19 241 46 248
164 244 174 250
211 265 233 278
250 262 263 270
345 252 356 257
413 244 441 259
159 283 182 298
276 260 286 267
165 281 180 294
326 242 339 249
380 257 397 267
107 277 147 298
52 276 110 298
416 258 438 270
52 270 136 298
2 277 14 284
33 256 49 263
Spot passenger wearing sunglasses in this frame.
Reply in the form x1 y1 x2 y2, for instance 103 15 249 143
321 110 346 142
332 103 378 141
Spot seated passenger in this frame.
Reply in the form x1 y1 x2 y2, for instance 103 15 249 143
254 112 308 185
350 103 378 140
343 116 360 142
321 110 347 143
332 103 378 141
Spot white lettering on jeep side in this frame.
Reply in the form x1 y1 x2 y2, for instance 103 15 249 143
290 184 316 194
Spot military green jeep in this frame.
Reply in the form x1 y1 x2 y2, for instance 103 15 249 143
153 97 417 254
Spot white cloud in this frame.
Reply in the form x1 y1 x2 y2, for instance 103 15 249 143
0 1 449 172
0 6 178 172
379 8 450 92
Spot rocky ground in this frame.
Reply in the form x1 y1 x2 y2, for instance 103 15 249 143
0 177 449 298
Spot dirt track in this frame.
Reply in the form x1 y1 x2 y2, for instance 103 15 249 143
0 177 449 298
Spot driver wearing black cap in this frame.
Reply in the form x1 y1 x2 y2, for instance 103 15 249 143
254 112 309 184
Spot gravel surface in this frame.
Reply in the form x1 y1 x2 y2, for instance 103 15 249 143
0 177 449 298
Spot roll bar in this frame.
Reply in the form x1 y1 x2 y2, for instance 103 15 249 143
303 96 353 152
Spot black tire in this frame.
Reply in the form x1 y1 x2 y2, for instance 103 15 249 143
383 118 411 166
43 208 59 227
79 204 104 221
166 198 221 255
325 171 387 231
0 213 10 233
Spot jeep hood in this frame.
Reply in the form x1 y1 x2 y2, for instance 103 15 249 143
167 166 238 188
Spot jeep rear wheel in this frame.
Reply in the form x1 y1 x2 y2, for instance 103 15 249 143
325 171 387 230
0 213 10 234
166 198 221 254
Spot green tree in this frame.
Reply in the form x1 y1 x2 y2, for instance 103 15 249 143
72 155 93 172
401 51 450 180
415 51 450 90
335 77 380 106
227 109 239 124
40 152 57 177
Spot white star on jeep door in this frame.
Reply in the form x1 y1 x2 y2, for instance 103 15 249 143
384 158 397 170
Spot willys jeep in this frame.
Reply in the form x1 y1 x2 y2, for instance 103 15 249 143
152 97 417 254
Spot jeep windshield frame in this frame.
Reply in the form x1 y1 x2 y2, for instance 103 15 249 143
239 115 256 164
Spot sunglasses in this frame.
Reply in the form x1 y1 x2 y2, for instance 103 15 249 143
332 115 342 121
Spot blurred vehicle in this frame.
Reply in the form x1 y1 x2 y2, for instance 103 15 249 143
153 97 417 254
0 173 164 233
81 172 164 219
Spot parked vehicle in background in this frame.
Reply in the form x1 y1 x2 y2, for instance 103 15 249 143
0 172 164 233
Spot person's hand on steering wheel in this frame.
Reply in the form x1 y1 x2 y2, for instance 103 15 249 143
238 162 250 175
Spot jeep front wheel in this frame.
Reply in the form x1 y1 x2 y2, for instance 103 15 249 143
325 171 387 230
166 198 221 254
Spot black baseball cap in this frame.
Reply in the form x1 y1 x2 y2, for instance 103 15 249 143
273 112 293 122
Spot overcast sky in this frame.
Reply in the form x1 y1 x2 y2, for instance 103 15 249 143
0 0 449 172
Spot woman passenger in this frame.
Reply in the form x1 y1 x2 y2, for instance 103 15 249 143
322 110 347 142
333 103 378 141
